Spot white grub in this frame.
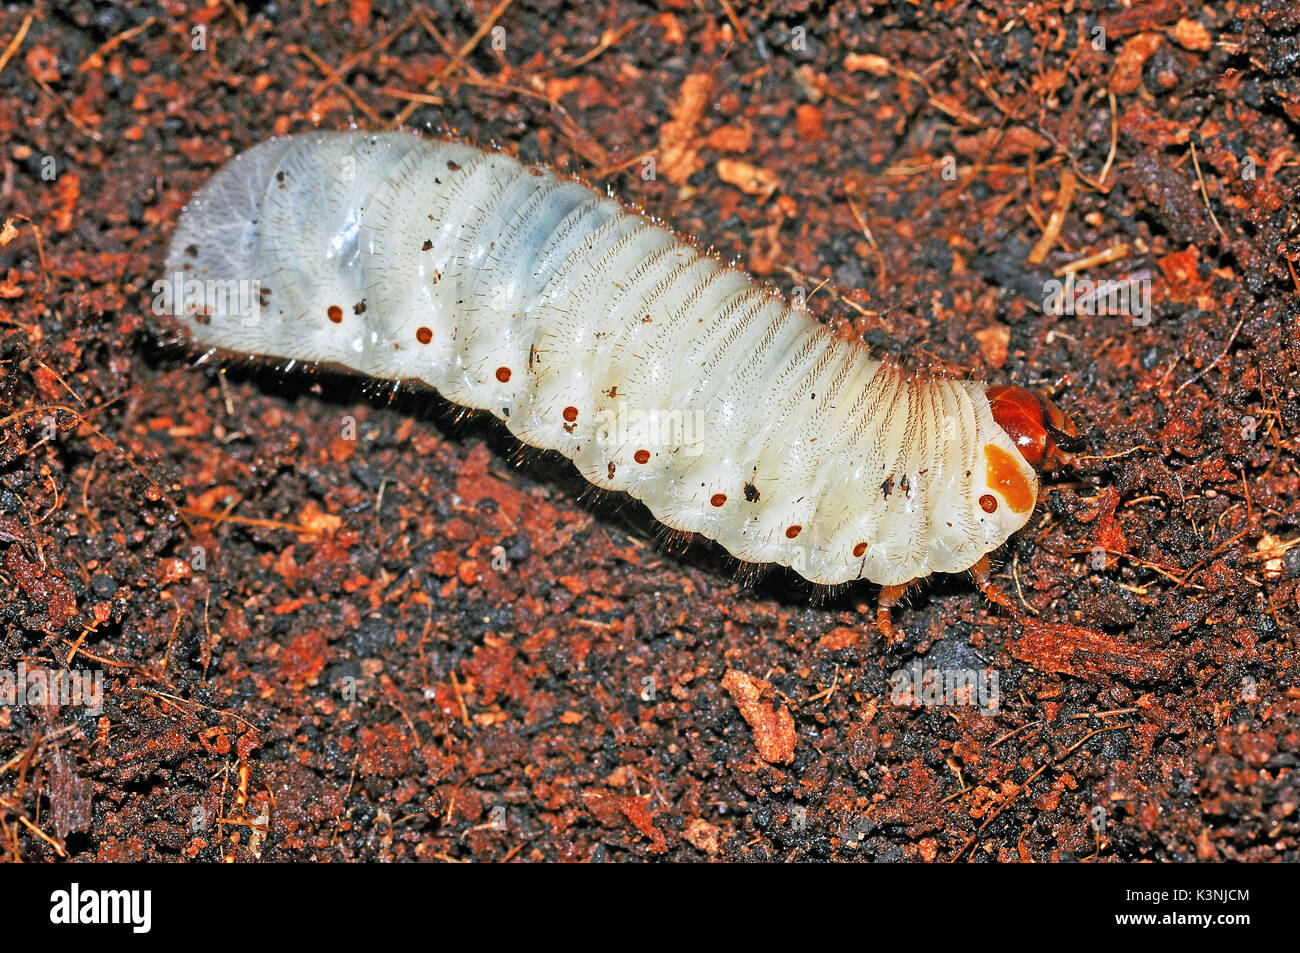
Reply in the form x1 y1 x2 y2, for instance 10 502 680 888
164 131 1037 587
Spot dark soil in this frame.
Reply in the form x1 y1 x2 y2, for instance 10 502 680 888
1 0 1298 862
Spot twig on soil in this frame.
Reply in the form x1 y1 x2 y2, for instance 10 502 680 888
1011 553 1040 615
1098 89 1119 187
9 215 50 291
549 20 640 73
1028 169 1077 265
449 667 472 728
0 403 195 533
846 195 887 285
4 805 67 858
296 44 384 126
716 0 749 42
1174 311 1245 395
952 723 1132 861
0 11 33 77
392 0 515 127
181 503 311 536
128 687 256 731
991 721 1043 748
309 9 419 102
1189 141 1228 243
1057 242 1129 274
78 16 156 72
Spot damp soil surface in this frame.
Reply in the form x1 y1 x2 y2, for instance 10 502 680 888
1 0 1298 862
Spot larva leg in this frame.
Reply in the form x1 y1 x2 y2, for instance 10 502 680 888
878 556 1020 642
875 582 913 644
970 554 1018 615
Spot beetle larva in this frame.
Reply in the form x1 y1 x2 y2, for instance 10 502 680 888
162 130 1079 639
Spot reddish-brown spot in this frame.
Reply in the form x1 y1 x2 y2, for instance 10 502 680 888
495 367 512 383
634 449 651 464
785 525 801 539
327 305 343 324
416 326 432 345
984 444 1034 514
979 493 998 513
853 542 868 558
710 493 727 507
562 406 578 422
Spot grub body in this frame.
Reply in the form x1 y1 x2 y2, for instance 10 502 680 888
165 131 1038 586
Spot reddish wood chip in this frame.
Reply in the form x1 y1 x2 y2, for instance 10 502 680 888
722 669 796 763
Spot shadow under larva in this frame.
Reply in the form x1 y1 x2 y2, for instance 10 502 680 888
157 129 1082 640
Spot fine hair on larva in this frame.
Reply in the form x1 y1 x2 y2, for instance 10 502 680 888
161 130 1079 638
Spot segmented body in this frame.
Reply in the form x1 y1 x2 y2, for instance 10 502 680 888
164 131 1038 587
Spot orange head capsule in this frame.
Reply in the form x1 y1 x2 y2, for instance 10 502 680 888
986 384 1081 472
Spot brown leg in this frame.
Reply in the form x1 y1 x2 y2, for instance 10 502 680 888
970 554 1019 616
875 582 912 644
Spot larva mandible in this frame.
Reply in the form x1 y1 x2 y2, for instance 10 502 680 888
162 130 1080 639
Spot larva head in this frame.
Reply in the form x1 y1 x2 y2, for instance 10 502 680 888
986 385 1080 472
